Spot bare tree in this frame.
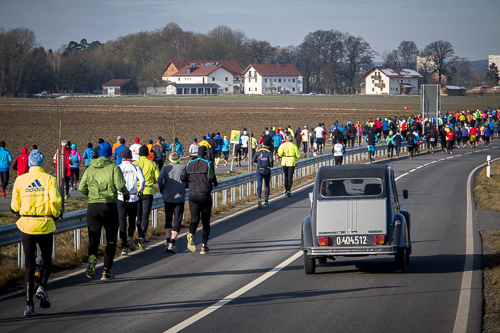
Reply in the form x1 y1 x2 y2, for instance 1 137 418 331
397 41 419 68
382 50 400 67
423 40 456 84
245 39 276 64
342 33 376 94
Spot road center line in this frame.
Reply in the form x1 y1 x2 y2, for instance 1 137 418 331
164 251 303 333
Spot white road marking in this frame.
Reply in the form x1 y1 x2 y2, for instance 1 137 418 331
164 251 303 333
416 166 423 169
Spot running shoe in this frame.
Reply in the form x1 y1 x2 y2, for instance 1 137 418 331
121 247 129 256
101 271 115 281
24 304 36 317
138 237 146 250
283 190 287 197
257 199 262 209
200 244 209 254
287 191 292 197
86 254 96 278
36 286 51 308
126 237 136 251
165 242 177 254
187 233 196 252
263 202 270 208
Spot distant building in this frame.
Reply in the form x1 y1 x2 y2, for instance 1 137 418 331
160 60 243 95
362 66 422 95
489 55 500 69
242 63 303 94
101 79 139 96
441 85 468 97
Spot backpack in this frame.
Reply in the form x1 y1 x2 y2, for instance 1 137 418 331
152 143 162 162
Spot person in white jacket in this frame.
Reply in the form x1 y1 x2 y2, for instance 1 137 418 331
332 139 345 165
117 148 145 255
129 137 142 162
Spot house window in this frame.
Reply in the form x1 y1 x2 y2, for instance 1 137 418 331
225 87 228 91
225 77 228 81
292 88 295 91
279 79 281 82
249 78 251 82
255 88 257 91
171 66 174 71
212 77 215 81
249 88 251 91
372 88 374 91
178 78 180 81
289 79 291 82
265 79 267 82
293 79 295 82
401 80 403 83
396 88 398 92
372 80 374 83
380 88 383 91
274 79 276 82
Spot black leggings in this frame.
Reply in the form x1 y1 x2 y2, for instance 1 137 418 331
256 168 271 201
69 167 80 187
164 202 184 233
188 194 212 244
282 166 295 192
118 200 137 245
334 156 343 165
22 232 53 305
87 203 118 270
0 171 9 190
136 194 153 238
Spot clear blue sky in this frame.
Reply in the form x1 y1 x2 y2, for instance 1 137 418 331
1 0 499 61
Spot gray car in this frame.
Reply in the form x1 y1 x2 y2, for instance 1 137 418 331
301 164 411 274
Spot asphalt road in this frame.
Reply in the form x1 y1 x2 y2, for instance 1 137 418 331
0 141 496 333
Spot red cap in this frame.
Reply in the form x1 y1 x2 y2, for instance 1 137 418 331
21 147 28 154
135 137 140 144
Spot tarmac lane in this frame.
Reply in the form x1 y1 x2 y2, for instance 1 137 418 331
0 141 497 333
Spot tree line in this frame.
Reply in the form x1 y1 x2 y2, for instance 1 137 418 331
0 23 497 97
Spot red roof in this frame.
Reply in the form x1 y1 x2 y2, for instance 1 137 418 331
362 66 422 79
162 60 243 76
243 63 302 77
102 79 132 87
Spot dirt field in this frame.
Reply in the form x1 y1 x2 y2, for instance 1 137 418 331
1 94 499 185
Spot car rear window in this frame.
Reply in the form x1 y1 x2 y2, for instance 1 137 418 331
320 178 383 197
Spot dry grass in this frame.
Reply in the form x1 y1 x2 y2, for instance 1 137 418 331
474 161 500 332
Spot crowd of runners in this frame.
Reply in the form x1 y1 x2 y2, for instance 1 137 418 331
2 106 499 316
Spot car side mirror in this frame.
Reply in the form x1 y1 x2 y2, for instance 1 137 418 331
309 192 313 206
402 189 408 199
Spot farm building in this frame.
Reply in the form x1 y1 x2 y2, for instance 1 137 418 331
362 66 422 95
242 63 303 95
441 85 467 96
102 79 139 96
160 60 244 95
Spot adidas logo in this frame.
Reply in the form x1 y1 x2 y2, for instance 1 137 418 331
26 179 45 192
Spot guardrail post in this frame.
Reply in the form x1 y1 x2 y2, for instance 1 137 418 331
272 175 276 188
223 190 227 205
231 187 236 202
213 192 218 208
52 235 55 260
18 242 24 267
278 174 282 187
247 182 251 196
239 185 244 199
253 181 257 194
152 209 158 229
74 229 81 251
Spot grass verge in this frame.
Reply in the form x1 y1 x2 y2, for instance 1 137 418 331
474 161 500 332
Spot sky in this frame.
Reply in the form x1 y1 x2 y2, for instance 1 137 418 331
1 0 499 62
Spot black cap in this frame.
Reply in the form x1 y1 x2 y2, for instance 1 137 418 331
139 145 149 157
121 148 132 159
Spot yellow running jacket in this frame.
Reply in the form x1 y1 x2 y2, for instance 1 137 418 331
278 142 300 167
11 166 62 235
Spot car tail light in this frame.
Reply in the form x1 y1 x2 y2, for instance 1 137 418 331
375 235 386 245
318 236 330 246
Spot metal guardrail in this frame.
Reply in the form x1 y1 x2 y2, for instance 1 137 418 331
0 142 409 265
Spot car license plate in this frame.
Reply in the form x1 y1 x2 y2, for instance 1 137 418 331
334 235 369 246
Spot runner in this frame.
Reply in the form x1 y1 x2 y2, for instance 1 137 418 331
112 138 127 165
11 149 62 316
79 141 129 281
365 128 378 163
133 145 160 250
129 137 142 162
69 144 81 190
158 151 187 253
214 132 223 168
152 137 164 171
117 148 145 256
394 130 403 159
406 131 417 159
82 143 94 170
332 139 345 165
277 135 300 197
221 136 230 166
183 146 218 254
254 136 273 208
189 138 200 160
12 147 29 176
0 141 12 198
314 123 324 154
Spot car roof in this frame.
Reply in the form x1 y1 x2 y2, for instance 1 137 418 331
316 164 389 182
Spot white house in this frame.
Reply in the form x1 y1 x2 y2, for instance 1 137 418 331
242 64 303 95
363 66 422 95
160 60 243 95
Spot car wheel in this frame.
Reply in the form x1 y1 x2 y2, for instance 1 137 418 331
317 257 327 264
304 251 316 274
395 247 406 273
